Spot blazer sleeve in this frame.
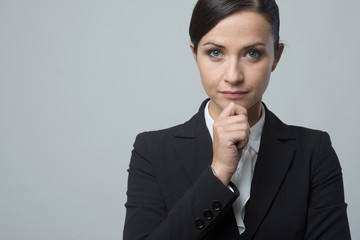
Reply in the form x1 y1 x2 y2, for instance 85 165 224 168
305 131 351 239
123 133 239 240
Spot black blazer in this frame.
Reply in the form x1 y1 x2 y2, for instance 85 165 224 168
124 99 351 240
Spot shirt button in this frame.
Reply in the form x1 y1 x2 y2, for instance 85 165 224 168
203 209 214 221
212 200 222 211
194 218 205 229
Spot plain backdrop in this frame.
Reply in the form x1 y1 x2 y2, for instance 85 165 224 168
1 0 359 239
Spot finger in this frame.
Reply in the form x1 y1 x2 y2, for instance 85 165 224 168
217 102 236 120
213 114 249 135
223 131 249 149
217 102 248 120
215 114 248 127
234 132 250 150
214 122 249 135
236 140 248 151
216 127 249 144
232 104 247 117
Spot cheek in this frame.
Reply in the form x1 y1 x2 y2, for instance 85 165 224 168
249 61 273 87
198 62 221 91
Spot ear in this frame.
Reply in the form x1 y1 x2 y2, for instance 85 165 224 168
271 43 284 72
190 42 197 62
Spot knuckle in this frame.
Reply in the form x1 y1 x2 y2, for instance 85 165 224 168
240 132 246 139
239 123 248 131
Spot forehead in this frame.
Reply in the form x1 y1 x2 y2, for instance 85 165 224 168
200 10 273 45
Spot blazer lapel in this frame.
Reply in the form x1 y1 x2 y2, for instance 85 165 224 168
240 106 297 240
173 99 213 183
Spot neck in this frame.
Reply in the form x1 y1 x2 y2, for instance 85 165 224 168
247 101 262 127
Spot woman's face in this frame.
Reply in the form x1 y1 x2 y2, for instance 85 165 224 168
191 10 283 122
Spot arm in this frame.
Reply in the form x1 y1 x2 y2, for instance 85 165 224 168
305 132 351 239
123 133 239 240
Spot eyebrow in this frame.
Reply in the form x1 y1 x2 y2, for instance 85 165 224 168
203 42 225 48
203 42 266 49
244 42 266 49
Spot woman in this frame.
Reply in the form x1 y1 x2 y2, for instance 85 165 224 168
123 0 351 239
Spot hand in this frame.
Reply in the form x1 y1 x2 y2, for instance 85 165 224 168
211 102 250 185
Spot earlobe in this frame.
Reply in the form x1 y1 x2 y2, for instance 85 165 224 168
190 42 197 61
271 43 284 72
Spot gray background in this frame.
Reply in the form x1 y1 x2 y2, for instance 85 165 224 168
1 0 359 239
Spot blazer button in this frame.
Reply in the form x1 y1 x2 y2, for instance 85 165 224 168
203 209 214 221
194 218 205 229
212 200 222 211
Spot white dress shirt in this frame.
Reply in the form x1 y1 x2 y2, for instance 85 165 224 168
204 101 265 235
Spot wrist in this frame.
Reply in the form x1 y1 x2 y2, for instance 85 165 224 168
210 165 231 186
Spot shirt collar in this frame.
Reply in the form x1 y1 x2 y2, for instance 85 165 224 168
204 101 265 153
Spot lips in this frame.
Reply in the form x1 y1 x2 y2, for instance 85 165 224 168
221 90 247 99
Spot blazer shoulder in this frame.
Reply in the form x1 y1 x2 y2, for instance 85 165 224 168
133 100 209 149
132 115 201 154
264 105 328 142
264 106 333 150
288 125 325 138
285 125 337 161
134 123 183 147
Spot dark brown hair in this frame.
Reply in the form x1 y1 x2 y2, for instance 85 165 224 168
189 0 280 54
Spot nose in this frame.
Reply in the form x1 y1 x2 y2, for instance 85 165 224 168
224 57 244 84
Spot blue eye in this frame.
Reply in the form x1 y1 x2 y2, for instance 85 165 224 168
208 49 222 58
247 50 261 59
